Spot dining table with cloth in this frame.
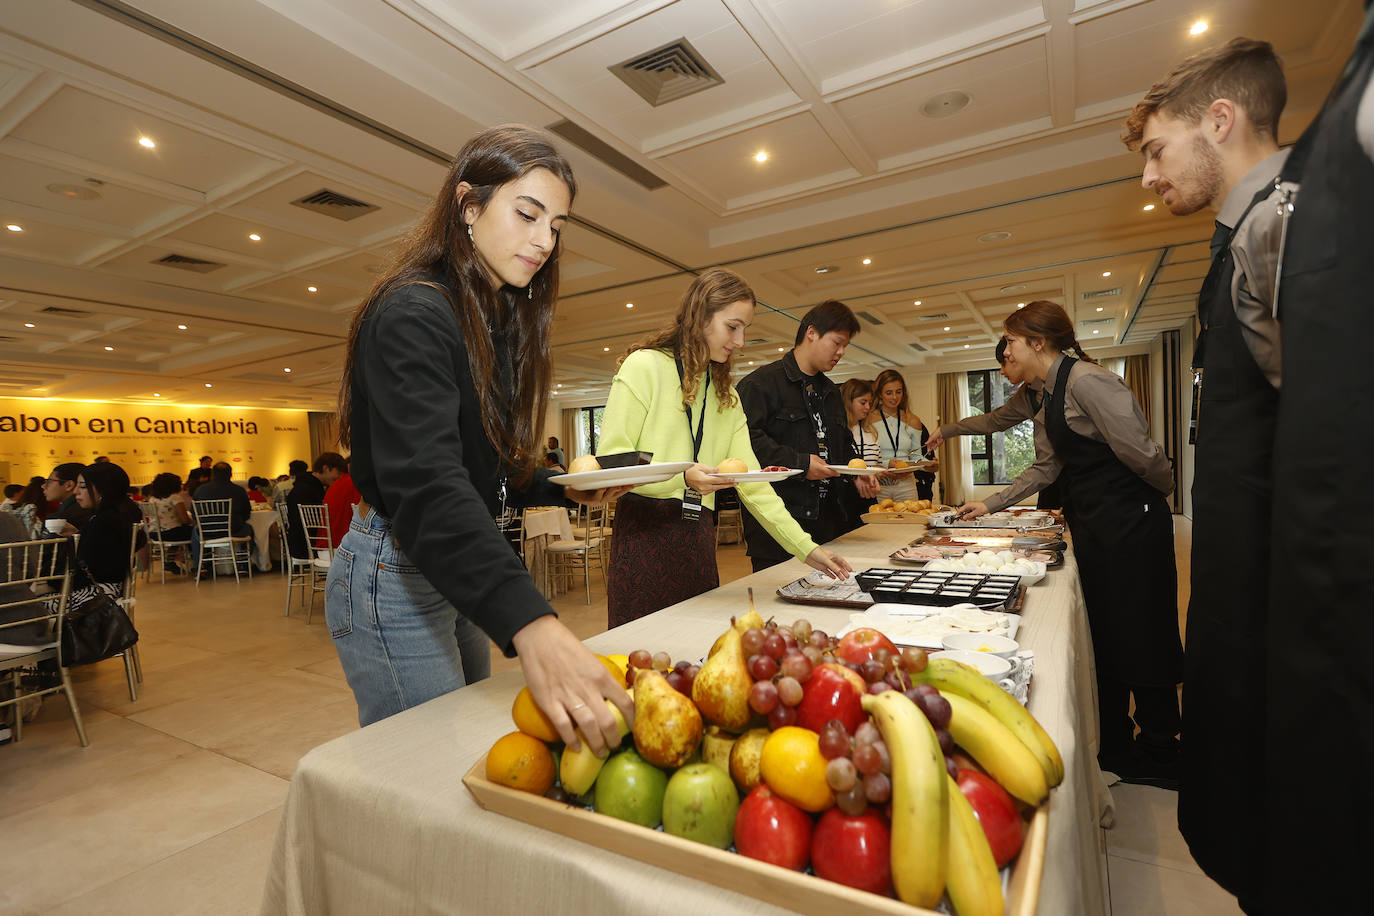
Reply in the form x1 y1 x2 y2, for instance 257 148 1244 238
247 506 279 572
260 520 1115 916
521 505 574 598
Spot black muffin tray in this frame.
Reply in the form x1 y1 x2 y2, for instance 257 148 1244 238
855 567 1022 610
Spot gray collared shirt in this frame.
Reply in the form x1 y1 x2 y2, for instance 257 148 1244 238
1220 148 1289 389
940 380 1059 512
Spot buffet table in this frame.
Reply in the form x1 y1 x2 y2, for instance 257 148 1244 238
260 522 1113 916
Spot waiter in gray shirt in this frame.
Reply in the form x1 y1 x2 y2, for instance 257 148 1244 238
1123 37 1288 908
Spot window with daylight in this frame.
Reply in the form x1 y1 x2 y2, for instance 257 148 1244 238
574 405 605 457
966 370 1037 485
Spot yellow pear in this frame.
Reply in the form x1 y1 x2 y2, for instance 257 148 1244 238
729 727 770 793
701 725 737 775
632 669 702 769
709 610 766 657
692 626 754 731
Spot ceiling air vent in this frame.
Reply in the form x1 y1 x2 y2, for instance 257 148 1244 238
40 306 91 316
290 189 380 221
547 120 666 191
855 311 885 325
916 313 952 321
1081 287 1122 300
1080 317 1114 327
610 38 724 107
909 342 928 353
153 254 225 273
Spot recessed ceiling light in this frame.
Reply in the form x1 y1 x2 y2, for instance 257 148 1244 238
777 347 785 352
1093 329 1100 334
1017 302 1026 308
1101 271 1112 278
943 326 951 331
177 324 188 330
283 368 291 373
1190 20 1208 36
748 361 754 365
46 182 101 201
204 382 213 388
861 258 872 265
138 136 156 149
104 346 114 351
153 393 160 397
602 346 610 352
24 322 35 328
1096 306 1104 312
814 266 838 274
921 89 972 118
963 344 970 349
914 300 923 306
307 286 318 293
978 231 1012 243
1142 204 1156 211
5 224 22 232
248 233 262 242
625 302 634 309
754 151 768 163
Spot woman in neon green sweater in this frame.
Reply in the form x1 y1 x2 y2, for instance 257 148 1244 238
598 267 852 627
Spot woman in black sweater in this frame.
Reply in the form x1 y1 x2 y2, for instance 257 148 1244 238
66 462 145 591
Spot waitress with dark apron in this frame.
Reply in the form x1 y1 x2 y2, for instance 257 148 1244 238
1001 301 1183 783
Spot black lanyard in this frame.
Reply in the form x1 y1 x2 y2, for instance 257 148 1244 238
877 407 902 454
675 357 710 461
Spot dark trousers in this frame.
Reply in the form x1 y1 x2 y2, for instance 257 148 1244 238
1098 673 1180 756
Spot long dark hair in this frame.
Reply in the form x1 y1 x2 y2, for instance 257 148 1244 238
149 472 182 500
17 476 48 520
80 462 135 517
624 268 754 412
1003 300 1096 364
338 125 574 484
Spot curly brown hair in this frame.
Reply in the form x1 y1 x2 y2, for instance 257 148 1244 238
623 267 754 412
1122 37 1285 151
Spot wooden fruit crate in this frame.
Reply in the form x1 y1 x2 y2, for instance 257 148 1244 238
861 512 935 525
463 756 1048 916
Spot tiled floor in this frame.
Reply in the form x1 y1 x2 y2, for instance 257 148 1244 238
1 521 1241 915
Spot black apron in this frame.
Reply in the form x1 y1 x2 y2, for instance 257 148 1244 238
1261 12 1374 912
1043 358 1182 743
1177 186 1278 901
1025 388 1065 511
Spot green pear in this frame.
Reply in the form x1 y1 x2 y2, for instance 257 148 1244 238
693 625 753 730
633 668 702 769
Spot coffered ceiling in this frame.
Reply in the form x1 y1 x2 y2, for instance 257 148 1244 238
0 0 1360 410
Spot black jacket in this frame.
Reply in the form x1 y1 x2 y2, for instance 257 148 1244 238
285 472 326 559
193 479 253 540
349 278 564 655
736 351 861 558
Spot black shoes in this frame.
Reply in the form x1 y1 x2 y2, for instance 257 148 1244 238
1100 741 1181 791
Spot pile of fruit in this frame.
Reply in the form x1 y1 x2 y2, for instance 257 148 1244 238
486 612 1062 914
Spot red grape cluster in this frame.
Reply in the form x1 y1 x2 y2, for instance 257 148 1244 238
819 718 891 815
626 649 700 696
743 618 834 729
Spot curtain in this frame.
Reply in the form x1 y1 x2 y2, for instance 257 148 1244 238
935 372 972 507
308 412 342 460
561 408 578 461
1125 354 1152 428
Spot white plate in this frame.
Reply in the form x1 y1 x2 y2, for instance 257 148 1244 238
875 460 937 475
713 469 803 483
838 603 1021 649
549 461 695 489
826 465 885 476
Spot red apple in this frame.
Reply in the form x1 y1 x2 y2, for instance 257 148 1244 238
795 663 866 734
810 807 893 896
957 768 1024 867
734 785 812 871
836 627 899 666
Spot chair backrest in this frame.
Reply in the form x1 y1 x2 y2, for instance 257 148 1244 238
139 501 157 522
496 506 524 556
0 538 73 658
123 520 140 605
193 498 237 542
296 504 334 555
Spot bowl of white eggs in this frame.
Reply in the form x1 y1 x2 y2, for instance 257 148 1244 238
925 550 1048 585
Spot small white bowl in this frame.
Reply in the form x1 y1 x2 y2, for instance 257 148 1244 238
929 648 1013 679
940 633 1020 659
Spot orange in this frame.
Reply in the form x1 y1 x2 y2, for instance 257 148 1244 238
485 731 556 795
760 726 834 812
511 686 560 743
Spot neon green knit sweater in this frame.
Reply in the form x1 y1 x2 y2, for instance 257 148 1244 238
598 349 818 562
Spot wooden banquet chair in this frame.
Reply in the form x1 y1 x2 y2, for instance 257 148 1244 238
545 503 608 604
0 538 88 747
191 499 253 584
277 502 314 616
294 504 335 624
141 500 191 584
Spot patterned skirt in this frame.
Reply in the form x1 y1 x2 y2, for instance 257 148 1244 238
607 493 717 629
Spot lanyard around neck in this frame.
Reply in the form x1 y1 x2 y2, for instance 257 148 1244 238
877 406 902 453
675 357 710 461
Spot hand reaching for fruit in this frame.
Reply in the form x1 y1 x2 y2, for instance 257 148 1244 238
511 615 634 755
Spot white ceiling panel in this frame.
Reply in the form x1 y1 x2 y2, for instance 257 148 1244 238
0 219 114 265
0 154 191 230
163 213 345 269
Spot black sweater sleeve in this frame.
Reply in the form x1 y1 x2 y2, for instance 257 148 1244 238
352 287 551 655
76 511 130 585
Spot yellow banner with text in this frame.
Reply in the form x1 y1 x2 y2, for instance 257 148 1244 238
0 397 313 484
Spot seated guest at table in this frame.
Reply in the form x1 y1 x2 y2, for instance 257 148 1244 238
285 458 328 559
965 300 1180 787
42 463 92 533
273 463 304 509
542 453 565 473
193 462 254 543
184 467 211 499
925 337 1064 513
1 484 23 510
198 455 213 470
0 510 47 645
246 476 271 504
94 455 110 464
49 462 146 595
597 268 853 628
147 472 193 574
545 436 565 467
329 125 630 746
0 477 48 538
314 452 359 549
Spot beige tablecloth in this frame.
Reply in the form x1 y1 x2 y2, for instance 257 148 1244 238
261 522 1112 916
247 509 278 572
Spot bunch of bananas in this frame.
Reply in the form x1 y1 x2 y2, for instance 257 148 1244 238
861 657 1063 914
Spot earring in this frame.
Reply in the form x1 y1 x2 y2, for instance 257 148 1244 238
466 224 473 243
527 284 533 301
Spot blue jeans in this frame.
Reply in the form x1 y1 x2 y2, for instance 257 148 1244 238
326 506 492 727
